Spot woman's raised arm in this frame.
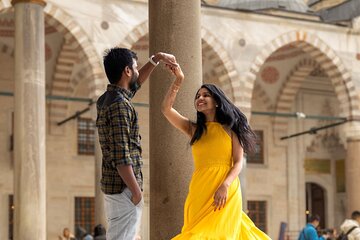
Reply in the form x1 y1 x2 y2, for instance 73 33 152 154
161 65 194 138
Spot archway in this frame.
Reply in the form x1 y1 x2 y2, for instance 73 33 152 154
0 2 106 134
248 31 359 127
306 182 327 228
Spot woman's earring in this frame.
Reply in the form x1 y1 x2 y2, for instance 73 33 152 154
216 105 219 107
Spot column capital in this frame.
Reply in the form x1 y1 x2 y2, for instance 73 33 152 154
344 120 360 142
11 0 46 7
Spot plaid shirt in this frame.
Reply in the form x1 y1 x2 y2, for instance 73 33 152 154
96 84 143 194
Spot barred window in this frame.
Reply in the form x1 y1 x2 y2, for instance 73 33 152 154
74 197 95 235
247 130 264 164
248 200 267 233
77 118 95 155
9 195 14 240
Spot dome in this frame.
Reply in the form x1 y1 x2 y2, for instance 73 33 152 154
217 0 311 13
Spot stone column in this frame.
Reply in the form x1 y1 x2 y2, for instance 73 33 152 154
94 130 107 227
345 139 360 216
12 0 46 239
287 126 304 232
149 0 202 239
239 159 247 210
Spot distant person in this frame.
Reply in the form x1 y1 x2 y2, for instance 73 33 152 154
94 224 106 240
76 226 93 240
58 227 76 240
298 215 329 240
83 233 94 240
320 228 336 240
339 211 360 240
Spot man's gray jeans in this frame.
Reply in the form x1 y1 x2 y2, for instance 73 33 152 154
104 188 143 240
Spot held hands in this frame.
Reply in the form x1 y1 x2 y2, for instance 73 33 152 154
155 52 184 80
213 183 229 211
154 52 178 67
157 52 184 91
166 64 184 80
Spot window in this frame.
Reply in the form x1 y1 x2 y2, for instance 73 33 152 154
74 197 95 235
247 130 264 164
77 118 95 155
248 200 267 233
9 195 14 240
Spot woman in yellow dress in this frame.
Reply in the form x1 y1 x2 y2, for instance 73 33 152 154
161 64 272 240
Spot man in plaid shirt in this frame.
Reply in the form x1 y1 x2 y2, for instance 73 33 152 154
96 48 177 240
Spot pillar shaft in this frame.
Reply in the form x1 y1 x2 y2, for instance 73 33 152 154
13 1 46 240
149 0 202 239
239 159 247 210
94 131 107 227
346 139 360 216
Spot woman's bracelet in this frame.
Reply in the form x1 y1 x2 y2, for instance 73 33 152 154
172 84 181 93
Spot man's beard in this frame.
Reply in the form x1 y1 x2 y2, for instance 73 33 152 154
129 70 139 91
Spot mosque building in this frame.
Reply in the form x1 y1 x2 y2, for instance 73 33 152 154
0 0 360 239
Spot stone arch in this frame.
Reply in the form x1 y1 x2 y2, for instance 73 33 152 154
119 21 148 49
305 180 328 200
42 3 106 133
247 31 359 122
273 59 319 140
0 2 13 80
0 2 106 132
252 82 274 111
42 3 106 91
0 0 10 10
305 177 335 227
201 28 237 103
70 65 93 92
43 3 105 132
50 41 78 102
119 21 239 103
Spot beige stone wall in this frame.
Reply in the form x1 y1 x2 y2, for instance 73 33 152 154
1 0 360 239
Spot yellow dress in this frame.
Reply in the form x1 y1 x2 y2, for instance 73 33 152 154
172 122 272 240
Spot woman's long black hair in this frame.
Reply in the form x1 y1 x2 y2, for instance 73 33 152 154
190 84 257 154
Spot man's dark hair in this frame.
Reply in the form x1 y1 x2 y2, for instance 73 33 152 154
103 47 138 84
351 211 360 219
309 214 321 223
